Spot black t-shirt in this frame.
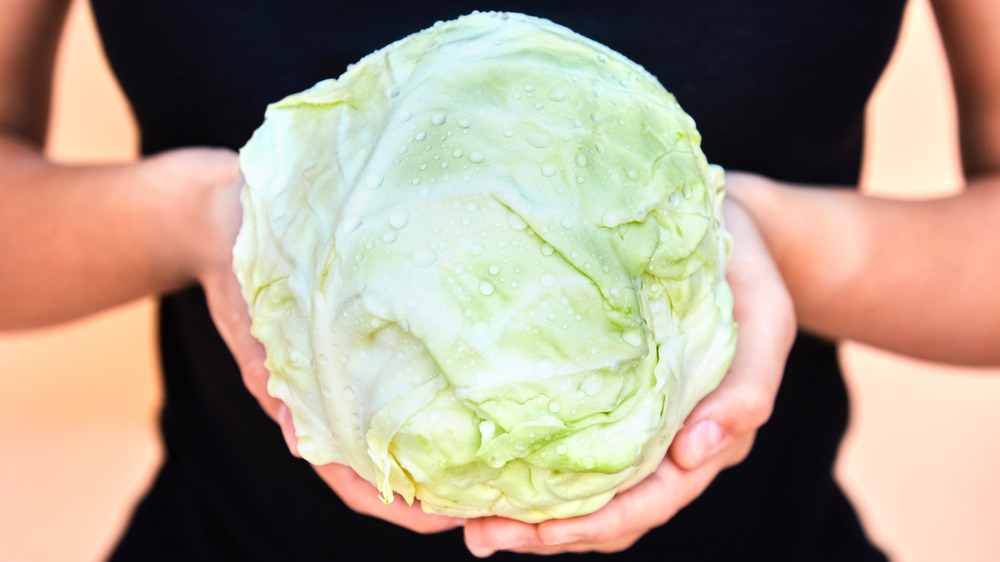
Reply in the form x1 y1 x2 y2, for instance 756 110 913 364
90 1 906 560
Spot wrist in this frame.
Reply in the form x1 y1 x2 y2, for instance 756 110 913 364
722 171 795 278
722 171 865 335
141 147 242 283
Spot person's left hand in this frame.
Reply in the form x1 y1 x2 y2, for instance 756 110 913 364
462 195 797 556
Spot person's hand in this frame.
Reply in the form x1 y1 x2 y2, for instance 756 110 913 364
462 191 797 557
192 150 464 535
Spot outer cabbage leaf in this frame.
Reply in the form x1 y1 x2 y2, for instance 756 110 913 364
233 11 737 522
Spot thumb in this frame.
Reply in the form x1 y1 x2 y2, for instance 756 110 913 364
670 196 795 471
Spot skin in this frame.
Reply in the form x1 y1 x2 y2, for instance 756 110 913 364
1 0 996 556
462 198 794 556
722 0 1000 367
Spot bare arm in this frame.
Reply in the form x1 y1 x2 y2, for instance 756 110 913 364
728 0 1000 366
0 0 239 330
0 0 467 535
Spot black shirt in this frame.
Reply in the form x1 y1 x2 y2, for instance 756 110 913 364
91 1 906 559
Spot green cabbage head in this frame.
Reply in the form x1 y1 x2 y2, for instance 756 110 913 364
234 11 737 523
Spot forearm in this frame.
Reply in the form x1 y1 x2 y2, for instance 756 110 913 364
0 137 239 329
730 172 1000 365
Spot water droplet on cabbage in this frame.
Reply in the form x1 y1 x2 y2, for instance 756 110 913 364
507 213 527 231
622 330 643 347
342 216 363 233
410 248 437 267
581 374 604 396
343 385 357 400
388 209 410 229
524 130 553 148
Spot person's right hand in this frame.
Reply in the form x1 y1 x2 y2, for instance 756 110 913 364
215 292 464 534
190 151 465 535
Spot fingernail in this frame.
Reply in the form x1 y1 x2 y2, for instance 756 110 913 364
686 419 725 467
468 545 495 559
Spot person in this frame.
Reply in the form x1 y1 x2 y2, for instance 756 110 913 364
1 0 996 559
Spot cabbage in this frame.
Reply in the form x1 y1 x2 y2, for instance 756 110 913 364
233 11 737 523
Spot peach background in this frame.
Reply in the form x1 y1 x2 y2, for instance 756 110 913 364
1 0 999 560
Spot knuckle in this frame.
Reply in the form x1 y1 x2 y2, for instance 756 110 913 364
728 433 757 466
734 386 774 431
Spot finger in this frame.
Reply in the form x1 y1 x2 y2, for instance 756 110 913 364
670 199 795 470
533 456 697 547
275 402 301 458
464 517 540 558
465 518 641 557
202 266 282 419
669 321 782 470
313 463 465 535
470 437 752 556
